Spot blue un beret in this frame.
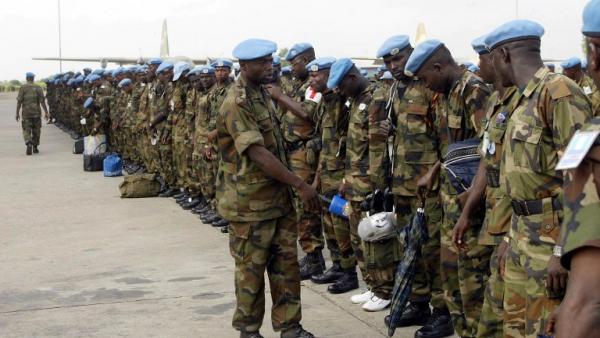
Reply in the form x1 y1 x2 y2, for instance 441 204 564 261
87 74 101 83
233 39 277 61
286 42 313 61
377 35 411 58
83 97 94 109
404 39 444 77
484 19 545 51
156 61 174 74
92 69 104 75
273 55 281 66
112 67 124 77
118 78 132 88
211 58 233 68
471 34 489 55
136 66 148 74
468 64 480 73
561 57 582 69
25 72 35 78
307 57 336 72
173 61 192 81
583 0 600 36
327 58 355 89
583 59 588 69
380 71 393 80
378 65 388 72
188 65 215 77
281 66 291 74
360 68 368 77
148 57 163 65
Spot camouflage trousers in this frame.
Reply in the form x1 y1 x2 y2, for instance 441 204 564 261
172 137 188 189
289 148 323 254
475 241 504 338
229 211 302 333
320 173 355 270
503 211 562 338
144 138 161 175
440 189 492 338
158 142 176 187
349 200 399 299
21 117 41 146
395 194 446 309
200 155 217 203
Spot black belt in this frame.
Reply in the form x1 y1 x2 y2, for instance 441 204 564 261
511 197 562 216
486 169 501 188
286 140 306 153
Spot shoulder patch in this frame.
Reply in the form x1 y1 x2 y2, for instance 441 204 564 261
547 76 573 100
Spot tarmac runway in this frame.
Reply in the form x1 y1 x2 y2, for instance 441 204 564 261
0 92 453 338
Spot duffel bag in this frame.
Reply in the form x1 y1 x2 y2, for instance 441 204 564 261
119 173 161 198
103 154 123 177
442 138 481 194
73 138 84 154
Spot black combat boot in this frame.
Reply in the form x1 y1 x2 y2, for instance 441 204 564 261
384 301 431 328
212 218 229 228
311 262 343 284
327 268 359 294
26 143 32 156
32 145 39 154
299 250 325 280
158 187 177 197
173 189 187 199
240 331 264 338
280 325 315 338
182 197 201 210
414 307 454 338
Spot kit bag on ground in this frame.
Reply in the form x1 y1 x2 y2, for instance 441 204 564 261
103 154 123 177
119 173 161 198
83 143 107 172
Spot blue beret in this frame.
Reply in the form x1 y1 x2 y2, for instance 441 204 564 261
25 72 35 78
103 69 112 76
83 97 94 109
380 71 393 80
188 65 215 77
233 39 277 61
377 65 388 72
307 57 336 72
467 64 480 73
211 58 233 68
148 57 163 65
136 66 148 74
118 78 132 88
67 79 74 86
360 68 368 77
583 0 600 36
124 66 137 73
156 61 174 74
76 75 85 81
173 61 192 81
286 42 313 61
92 69 104 75
582 59 588 68
327 58 355 89
471 34 489 55
112 67 124 77
281 66 291 74
484 19 544 51
272 55 281 66
376 35 411 58
87 74 101 83
560 57 581 69
404 39 444 77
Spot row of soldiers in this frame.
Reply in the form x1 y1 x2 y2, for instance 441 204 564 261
41 5 600 338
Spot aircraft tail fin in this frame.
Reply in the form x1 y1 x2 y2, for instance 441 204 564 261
415 22 427 45
160 19 170 58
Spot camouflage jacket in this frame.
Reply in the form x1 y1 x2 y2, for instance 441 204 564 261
281 77 320 144
135 82 151 132
390 79 440 196
578 75 600 116
318 92 348 193
216 76 292 222
17 83 45 118
209 80 234 133
560 117 600 268
193 85 215 150
170 81 189 142
501 67 592 243
344 82 390 201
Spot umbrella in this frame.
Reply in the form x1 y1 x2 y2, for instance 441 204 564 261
387 203 429 337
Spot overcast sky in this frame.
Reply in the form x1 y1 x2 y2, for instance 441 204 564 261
0 0 590 81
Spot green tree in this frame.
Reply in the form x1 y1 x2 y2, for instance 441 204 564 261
9 79 21 86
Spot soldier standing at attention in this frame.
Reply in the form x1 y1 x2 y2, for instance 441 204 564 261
16 72 49 155
560 57 600 115
216 38 318 338
484 19 592 337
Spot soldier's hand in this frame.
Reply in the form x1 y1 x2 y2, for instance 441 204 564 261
338 180 347 198
15 114 20 122
547 256 568 295
417 172 433 200
452 215 470 251
298 181 320 212
264 84 283 101
544 306 560 335
456 191 469 209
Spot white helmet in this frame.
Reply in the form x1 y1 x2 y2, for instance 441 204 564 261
358 211 397 242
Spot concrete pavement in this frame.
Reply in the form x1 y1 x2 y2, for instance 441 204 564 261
0 92 446 338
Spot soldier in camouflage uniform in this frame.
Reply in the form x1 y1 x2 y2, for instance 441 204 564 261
268 42 326 280
216 38 317 338
550 5 600 336
169 62 192 199
376 36 452 336
16 72 49 155
407 40 492 337
480 20 593 338
136 60 162 174
326 59 395 312
302 57 359 294
561 57 600 115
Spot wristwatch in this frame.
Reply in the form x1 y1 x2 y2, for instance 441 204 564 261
553 245 562 258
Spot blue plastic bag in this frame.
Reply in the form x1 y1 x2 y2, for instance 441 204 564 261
103 154 123 177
